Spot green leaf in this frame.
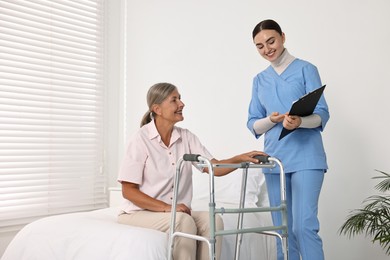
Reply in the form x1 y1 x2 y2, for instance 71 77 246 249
339 170 390 255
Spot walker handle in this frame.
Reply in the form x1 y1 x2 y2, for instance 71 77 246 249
253 155 270 163
183 154 201 162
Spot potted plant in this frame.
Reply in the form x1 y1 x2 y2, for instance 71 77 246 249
339 170 390 255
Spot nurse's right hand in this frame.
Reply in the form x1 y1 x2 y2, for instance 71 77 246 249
270 112 285 123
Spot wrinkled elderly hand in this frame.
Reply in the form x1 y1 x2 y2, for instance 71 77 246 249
236 151 268 164
165 203 191 215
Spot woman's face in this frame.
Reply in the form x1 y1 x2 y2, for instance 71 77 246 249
253 29 285 62
154 89 185 124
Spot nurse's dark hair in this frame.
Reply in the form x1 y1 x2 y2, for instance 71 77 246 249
252 19 283 39
140 82 178 127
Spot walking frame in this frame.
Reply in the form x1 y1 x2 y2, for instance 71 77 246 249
167 154 288 260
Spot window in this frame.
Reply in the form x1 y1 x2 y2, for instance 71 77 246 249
0 0 107 232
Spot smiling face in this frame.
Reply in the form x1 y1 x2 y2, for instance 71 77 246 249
153 89 184 125
253 29 285 62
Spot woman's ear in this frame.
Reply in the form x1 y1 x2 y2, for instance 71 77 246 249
282 32 286 44
151 104 161 116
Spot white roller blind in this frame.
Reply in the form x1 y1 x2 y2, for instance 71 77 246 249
0 0 107 232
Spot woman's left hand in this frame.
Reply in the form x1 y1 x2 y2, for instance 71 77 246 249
237 151 268 164
210 151 268 176
283 115 301 130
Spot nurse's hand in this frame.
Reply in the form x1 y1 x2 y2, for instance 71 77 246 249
270 112 285 123
283 114 302 130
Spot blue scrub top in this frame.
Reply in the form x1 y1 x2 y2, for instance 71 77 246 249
247 59 330 173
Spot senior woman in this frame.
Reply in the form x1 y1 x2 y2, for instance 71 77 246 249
117 82 266 260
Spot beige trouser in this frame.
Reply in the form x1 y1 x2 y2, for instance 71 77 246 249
118 210 224 260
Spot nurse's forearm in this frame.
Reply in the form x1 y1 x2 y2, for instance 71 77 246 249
299 114 321 128
253 116 276 135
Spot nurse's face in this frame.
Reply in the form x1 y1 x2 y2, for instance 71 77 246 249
253 29 285 62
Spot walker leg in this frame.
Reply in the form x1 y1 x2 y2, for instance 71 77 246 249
282 236 288 260
234 167 248 260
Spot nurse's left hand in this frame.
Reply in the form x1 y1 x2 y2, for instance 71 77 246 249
283 115 301 130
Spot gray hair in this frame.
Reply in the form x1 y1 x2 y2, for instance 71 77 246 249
140 82 178 127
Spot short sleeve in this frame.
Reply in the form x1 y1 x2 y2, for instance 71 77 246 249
117 135 147 184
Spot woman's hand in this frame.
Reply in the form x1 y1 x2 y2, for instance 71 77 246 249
164 203 191 215
283 114 302 130
122 182 192 213
270 112 285 123
235 151 268 164
210 151 269 176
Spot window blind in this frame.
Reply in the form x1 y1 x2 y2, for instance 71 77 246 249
0 0 107 232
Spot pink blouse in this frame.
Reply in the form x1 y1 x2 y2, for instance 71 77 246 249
118 121 213 213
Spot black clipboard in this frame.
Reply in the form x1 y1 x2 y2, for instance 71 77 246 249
278 85 326 140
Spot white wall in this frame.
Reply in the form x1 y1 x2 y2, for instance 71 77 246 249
121 0 390 259
105 0 125 188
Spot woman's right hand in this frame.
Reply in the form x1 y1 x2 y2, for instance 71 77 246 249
165 203 191 215
270 112 285 123
122 182 191 214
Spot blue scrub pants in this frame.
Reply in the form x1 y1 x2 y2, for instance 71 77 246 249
265 169 325 260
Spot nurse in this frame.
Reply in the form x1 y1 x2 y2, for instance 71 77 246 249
247 19 330 260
